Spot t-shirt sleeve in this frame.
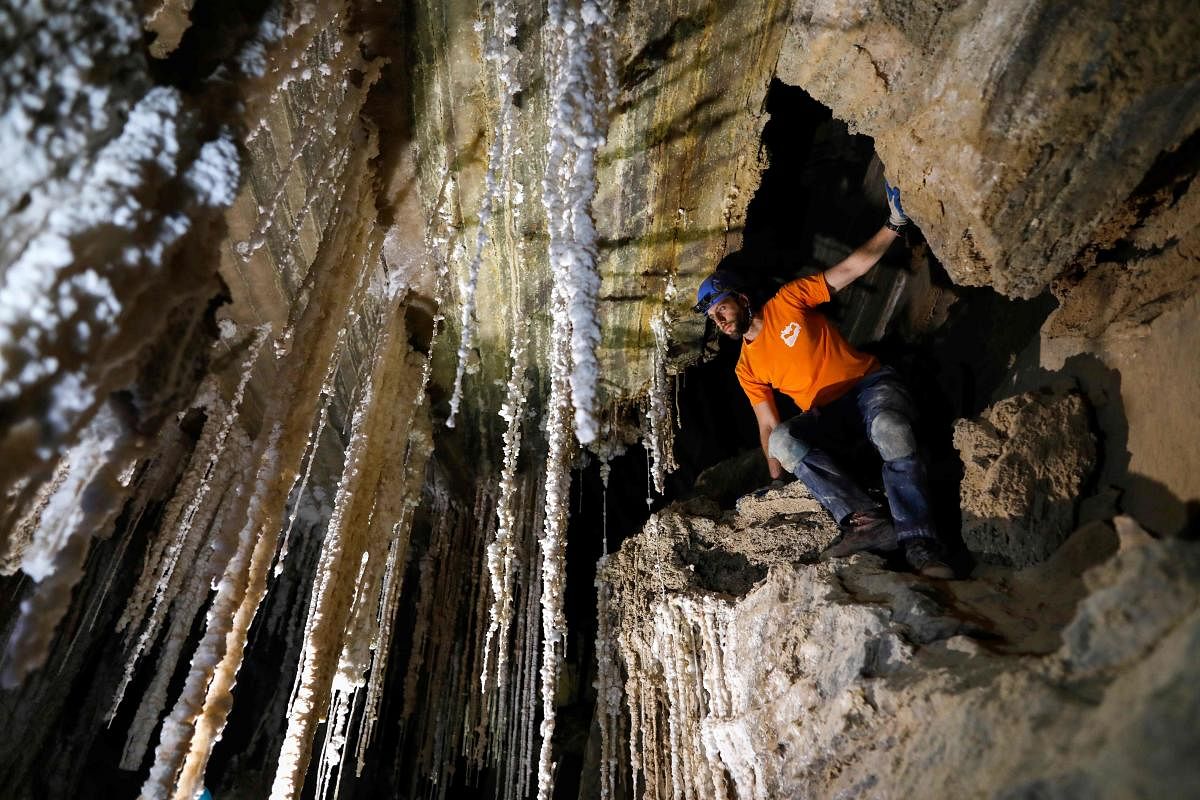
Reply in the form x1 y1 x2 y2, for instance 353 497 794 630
735 356 773 406
775 273 831 309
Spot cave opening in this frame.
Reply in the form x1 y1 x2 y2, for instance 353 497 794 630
663 80 1065 565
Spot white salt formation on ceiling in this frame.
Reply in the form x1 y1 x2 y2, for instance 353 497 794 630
0 0 1198 798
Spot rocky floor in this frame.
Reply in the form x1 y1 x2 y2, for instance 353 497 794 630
598 481 1200 799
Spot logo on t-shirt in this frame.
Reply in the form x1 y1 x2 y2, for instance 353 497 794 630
780 321 801 347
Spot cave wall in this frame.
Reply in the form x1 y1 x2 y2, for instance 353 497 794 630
0 2 438 797
777 0 1200 299
1039 140 1200 536
411 0 797 446
771 0 1200 534
0 0 1197 798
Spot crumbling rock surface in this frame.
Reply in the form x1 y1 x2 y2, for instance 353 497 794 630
954 387 1097 567
1044 138 1200 344
605 483 838 603
776 0 1200 298
599 495 1200 799
1036 141 1200 536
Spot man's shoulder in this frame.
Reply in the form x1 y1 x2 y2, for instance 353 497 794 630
734 342 769 394
759 284 813 322
774 272 830 309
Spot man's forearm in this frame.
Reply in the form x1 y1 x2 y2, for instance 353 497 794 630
823 226 899 292
751 398 784 479
760 429 783 479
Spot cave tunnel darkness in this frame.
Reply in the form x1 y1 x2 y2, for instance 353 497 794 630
542 80 1063 799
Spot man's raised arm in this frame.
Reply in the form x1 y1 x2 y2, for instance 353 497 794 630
823 179 909 293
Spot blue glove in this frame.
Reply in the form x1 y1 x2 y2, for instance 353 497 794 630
884 178 908 228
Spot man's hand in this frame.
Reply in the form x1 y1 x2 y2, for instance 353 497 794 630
884 178 909 229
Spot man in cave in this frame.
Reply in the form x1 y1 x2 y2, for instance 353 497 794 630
694 182 954 579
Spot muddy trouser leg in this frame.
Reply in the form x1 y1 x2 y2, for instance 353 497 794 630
768 411 876 524
854 368 936 542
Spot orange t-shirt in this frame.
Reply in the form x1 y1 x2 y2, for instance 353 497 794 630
735 274 878 411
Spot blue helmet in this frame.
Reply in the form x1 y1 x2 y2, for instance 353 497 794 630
693 270 741 314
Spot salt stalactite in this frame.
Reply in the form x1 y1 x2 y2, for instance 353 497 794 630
468 471 543 800
274 392 331 574
354 461 422 770
170 195 388 800
2 459 73 575
535 284 574 800
464 492 500 772
353 390 433 775
0 80 240 498
221 487 330 785
446 0 522 428
119 432 249 771
540 0 618 445
272 290 432 800
593 559 623 800
518 515 545 800
394 479 495 800
480 326 530 703
111 407 231 720
589 416 630 555
330 465 434 791
597 516 770 800
140 419 283 800
312 547 372 800
78 418 191 638
450 491 495 790
111 326 269 717
114 409 212 644
399 508 444 733
0 402 133 688
520 0 618 793
140 150 377 799
271 345 388 798
274 320 349 574
644 308 678 495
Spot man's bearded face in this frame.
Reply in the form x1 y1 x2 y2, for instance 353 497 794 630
707 296 750 338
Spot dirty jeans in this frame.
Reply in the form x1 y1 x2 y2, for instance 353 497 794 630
767 367 935 541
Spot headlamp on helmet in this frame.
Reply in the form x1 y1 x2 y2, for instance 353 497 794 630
693 271 740 315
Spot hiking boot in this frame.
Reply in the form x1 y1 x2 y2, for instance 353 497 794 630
903 537 954 579
821 509 898 559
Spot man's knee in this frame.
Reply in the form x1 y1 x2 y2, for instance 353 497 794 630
869 410 917 461
768 423 810 470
